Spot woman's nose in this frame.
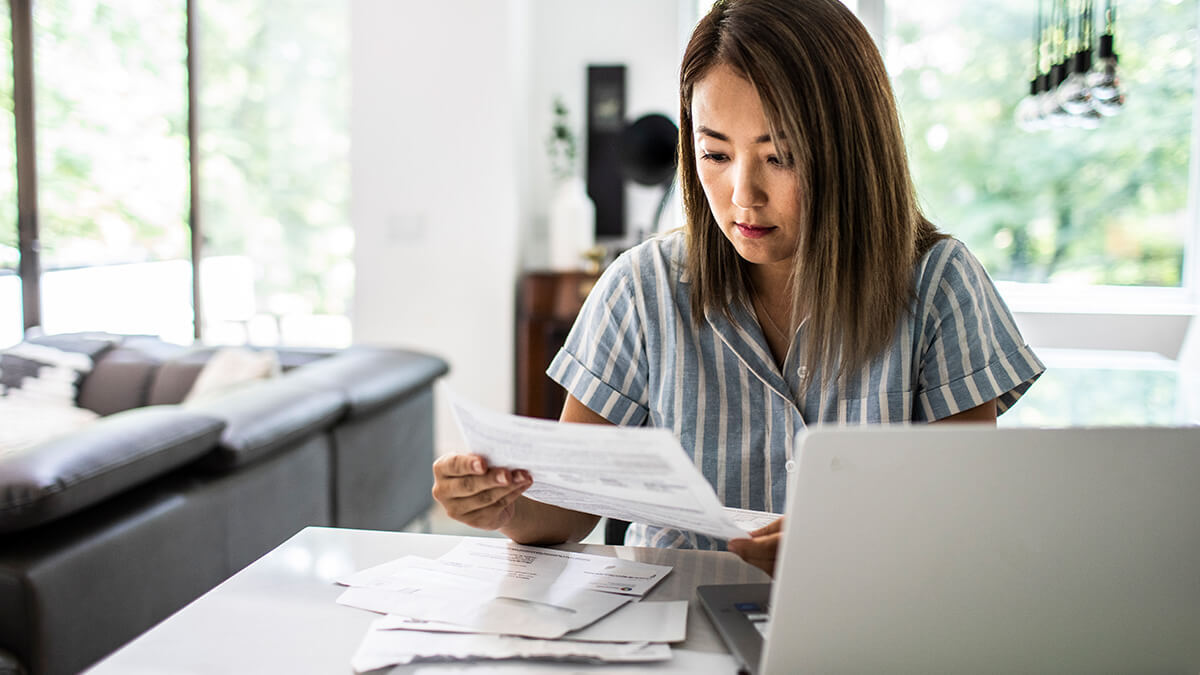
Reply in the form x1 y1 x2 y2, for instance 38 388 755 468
731 163 766 209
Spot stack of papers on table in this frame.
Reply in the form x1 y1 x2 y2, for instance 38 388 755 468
335 538 686 671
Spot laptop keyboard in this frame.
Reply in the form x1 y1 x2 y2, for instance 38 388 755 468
735 601 772 637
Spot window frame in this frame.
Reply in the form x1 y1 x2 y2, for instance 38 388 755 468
11 0 38 331
6 0 202 338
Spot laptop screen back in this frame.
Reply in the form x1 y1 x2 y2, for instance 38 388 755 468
763 426 1200 674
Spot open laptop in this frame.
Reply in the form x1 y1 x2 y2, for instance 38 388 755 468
698 425 1200 674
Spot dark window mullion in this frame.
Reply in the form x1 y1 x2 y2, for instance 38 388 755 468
11 0 39 331
186 0 201 340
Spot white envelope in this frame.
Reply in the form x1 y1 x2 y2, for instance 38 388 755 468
374 600 688 644
335 555 495 592
563 600 688 643
336 580 630 640
723 507 783 533
436 539 673 597
351 618 671 672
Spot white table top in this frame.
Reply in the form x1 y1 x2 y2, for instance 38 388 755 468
87 526 770 674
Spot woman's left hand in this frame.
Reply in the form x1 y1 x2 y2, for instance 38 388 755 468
727 517 784 577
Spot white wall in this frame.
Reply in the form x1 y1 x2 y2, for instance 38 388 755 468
351 0 522 453
351 1 691 453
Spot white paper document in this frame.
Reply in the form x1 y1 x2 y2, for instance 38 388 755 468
336 578 630 639
409 648 739 675
336 543 671 598
447 390 749 541
723 507 783 533
562 600 688 643
436 539 672 597
336 555 495 593
375 600 689 644
351 618 672 672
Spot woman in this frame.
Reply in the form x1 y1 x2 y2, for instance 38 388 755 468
433 0 1044 575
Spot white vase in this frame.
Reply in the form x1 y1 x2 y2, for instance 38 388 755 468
548 176 596 271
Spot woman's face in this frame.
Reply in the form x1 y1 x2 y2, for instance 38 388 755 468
691 64 802 276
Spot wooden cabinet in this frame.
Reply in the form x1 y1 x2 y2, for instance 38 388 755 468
514 271 598 419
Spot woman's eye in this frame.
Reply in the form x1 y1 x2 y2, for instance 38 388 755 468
767 154 793 167
700 151 728 163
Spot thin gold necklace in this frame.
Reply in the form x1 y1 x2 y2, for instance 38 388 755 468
751 284 790 341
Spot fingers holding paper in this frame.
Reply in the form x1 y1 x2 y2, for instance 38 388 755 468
432 453 532 530
727 517 783 577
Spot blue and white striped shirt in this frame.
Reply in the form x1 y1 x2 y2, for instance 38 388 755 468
548 231 1044 549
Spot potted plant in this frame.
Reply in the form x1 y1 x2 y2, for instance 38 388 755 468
545 96 595 271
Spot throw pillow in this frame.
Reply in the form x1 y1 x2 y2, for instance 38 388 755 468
184 346 281 402
26 330 120 362
0 340 97 406
0 399 99 458
0 339 104 458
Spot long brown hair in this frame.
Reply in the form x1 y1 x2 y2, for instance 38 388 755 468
680 0 944 386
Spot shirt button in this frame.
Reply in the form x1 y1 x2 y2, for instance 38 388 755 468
785 460 797 473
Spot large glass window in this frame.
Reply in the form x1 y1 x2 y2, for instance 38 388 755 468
888 0 1195 287
197 0 352 347
0 10 13 260
33 1 192 341
0 8 18 347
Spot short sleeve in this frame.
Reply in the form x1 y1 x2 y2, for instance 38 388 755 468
546 253 650 426
915 241 1045 419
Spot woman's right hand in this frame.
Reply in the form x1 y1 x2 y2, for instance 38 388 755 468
431 454 532 531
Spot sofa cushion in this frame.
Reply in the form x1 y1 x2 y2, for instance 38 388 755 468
276 347 336 372
0 406 225 533
146 349 212 406
288 347 450 417
184 377 345 471
77 348 159 416
68 335 188 415
79 336 189 415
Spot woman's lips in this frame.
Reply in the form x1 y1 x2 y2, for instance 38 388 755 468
736 223 776 239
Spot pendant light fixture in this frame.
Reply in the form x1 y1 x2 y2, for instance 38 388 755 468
1087 0 1125 115
1017 0 1123 131
1058 0 1094 114
1015 0 1046 131
1041 0 1072 125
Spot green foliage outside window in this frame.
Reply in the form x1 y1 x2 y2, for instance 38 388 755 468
1 12 19 270
32 0 189 269
1002 363 1180 427
889 0 1194 287
198 1 352 319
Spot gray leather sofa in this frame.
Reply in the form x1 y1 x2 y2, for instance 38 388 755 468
0 334 448 675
